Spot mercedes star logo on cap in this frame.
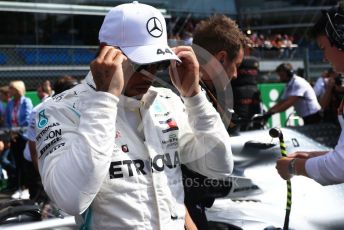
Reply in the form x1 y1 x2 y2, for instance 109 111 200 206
146 17 163 38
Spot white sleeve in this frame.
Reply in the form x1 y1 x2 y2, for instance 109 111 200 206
37 91 118 215
178 91 233 179
305 141 344 185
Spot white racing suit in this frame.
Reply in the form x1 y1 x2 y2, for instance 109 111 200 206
35 72 233 229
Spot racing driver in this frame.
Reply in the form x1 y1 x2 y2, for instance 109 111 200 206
35 1 233 229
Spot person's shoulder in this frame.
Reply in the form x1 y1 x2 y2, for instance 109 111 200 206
293 75 309 85
41 83 87 111
34 95 58 112
35 84 88 135
54 84 86 101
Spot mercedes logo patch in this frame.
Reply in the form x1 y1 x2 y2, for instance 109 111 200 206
146 17 163 38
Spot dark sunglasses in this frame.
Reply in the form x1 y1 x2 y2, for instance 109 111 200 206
131 60 171 73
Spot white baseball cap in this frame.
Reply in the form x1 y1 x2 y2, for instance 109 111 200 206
99 1 180 64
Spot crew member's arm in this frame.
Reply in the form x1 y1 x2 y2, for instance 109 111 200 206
305 141 344 185
276 100 344 185
275 151 327 180
268 96 298 114
306 100 344 184
276 147 344 185
38 46 126 215
169 46 233 179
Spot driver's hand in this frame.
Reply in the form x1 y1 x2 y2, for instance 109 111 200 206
90 46 128 96
169 46 200 97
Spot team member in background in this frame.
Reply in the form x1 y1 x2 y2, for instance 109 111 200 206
187 15 249 229
276 3 344 185
36 81 53 102
265 63 321 125
35 2 233 229
41 80 53 97
193 15 249 131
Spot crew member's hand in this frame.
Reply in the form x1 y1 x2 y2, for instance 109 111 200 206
287 151 327 159
90 46 127 96
169 46 200 97
287 151 312 159
276 157 293 180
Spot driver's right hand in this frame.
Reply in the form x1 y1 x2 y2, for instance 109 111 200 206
90 46 128 96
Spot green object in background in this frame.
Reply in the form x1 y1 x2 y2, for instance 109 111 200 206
258 83 301 128
26 91 40 106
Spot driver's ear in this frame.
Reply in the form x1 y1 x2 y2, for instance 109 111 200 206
214 51 227 64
